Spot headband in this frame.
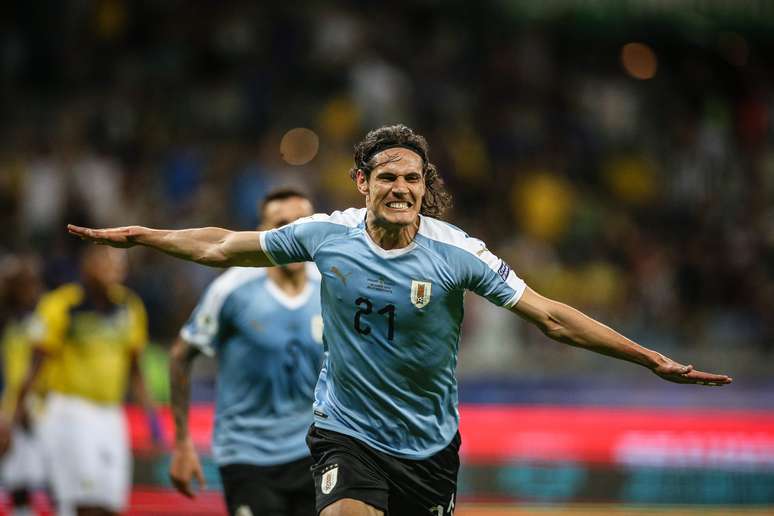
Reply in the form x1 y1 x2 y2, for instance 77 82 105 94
363 143 427 165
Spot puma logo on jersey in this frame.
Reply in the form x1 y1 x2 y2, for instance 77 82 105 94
330 266 352 285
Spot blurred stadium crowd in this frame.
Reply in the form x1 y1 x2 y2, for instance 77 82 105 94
0 1 772 381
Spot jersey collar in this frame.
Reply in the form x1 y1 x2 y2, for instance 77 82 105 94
264 278 314 310
361 222 420 259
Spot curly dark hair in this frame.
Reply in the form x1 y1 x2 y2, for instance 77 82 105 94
349 124 453 219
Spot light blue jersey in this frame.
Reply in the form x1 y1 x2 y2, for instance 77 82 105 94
261 208 526 459
180 265 323 466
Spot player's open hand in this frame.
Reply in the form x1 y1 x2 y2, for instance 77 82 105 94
170 439 206 498
67 224 144 248
651 356 732 386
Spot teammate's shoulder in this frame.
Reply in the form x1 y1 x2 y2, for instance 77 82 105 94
293 207 365 229
108 284 144 306
207 266 266 299
417 215 484 255
39 283 83 308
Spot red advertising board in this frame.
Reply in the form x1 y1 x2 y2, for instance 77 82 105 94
126 404 774 468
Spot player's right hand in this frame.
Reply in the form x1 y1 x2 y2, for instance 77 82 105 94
169 439 206 498
67 224 143 248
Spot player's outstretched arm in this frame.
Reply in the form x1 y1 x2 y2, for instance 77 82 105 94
510 287 733 386
168 337 206 498
67 224 273 268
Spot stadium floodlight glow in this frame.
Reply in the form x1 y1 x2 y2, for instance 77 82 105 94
621 42 658 80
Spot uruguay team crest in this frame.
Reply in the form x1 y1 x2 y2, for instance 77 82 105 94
410 280 432 308
321 464 338 494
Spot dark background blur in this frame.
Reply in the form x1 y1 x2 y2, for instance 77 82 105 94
1 0 773 509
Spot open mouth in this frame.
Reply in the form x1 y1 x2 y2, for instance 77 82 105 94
385 201 412 210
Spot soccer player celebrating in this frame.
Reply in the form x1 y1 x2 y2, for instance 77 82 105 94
0 255 47 516
12 246 159 516
69 124 732 516
169 189 323 516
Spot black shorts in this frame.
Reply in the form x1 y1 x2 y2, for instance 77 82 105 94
219 456 315 516
307 425 460 516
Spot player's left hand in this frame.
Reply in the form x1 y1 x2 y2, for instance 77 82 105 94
652 357 732 386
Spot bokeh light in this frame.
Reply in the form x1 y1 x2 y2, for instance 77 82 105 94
279 128 320 165
621 42 658 80
512 171 575 242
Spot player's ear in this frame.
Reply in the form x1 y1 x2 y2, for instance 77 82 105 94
355 169 369 196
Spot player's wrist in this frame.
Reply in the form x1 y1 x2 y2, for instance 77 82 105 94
174 435 194 448
646 351 670 371
129 226 155 246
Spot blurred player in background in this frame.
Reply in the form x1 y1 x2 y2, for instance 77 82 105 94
13 246 160 516
0 254 47 516
169 189 323 516
69 124 732 516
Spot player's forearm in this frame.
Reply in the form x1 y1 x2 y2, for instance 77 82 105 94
169 338 198 444
129 352 155 411
541 302 664 369
12 348 45 424
130 352 165 443
133 227 265 267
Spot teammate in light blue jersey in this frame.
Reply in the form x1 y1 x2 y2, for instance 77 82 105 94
168 189 323 516
70 124 732 516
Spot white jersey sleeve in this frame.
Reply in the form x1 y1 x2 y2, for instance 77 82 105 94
418 217 526 308
260 208 365 265
179 267 265 356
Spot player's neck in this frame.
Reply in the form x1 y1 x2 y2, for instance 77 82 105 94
82 280 113 309
266 266 307 296
365 215 419 250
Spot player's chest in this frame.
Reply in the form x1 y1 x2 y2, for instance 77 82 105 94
317 249 453 313
67 308 131 344
229 302 324 350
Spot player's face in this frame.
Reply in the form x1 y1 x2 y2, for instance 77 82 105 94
6 262 42 309
357 147 425 228
261 196 313 272
82 247 128 287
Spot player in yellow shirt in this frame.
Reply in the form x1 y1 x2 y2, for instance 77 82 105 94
0 254 47 516
13 246 158 516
